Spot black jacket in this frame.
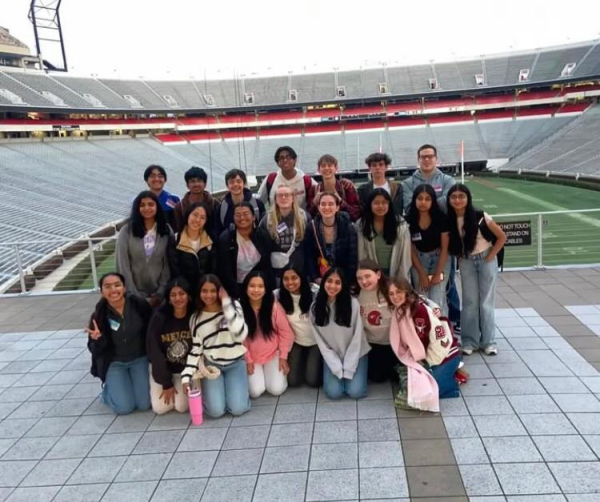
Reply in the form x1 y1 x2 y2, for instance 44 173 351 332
213 189 266 237
171 233 214 294
87 294 153 383
215 227 274 298
305 211 358 282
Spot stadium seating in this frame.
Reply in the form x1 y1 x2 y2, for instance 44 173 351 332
502 104 600 174
1 41 599 111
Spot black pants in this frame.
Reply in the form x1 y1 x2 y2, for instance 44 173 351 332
368 344 399 383
287 343 323 387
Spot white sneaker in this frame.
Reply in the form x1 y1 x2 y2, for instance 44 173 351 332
484 346 498 356
462 347 474 355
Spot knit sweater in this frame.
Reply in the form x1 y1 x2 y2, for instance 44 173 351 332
243 302 295 365
115 222 172 301
310 298 371 380
181 298 248 384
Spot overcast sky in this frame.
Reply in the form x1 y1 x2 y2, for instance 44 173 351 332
4 0 600 79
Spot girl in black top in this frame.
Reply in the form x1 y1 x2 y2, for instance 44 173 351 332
146 277 194 415
407 184 451 315
86 272 152 415
172 203 214 295
216 202 274 298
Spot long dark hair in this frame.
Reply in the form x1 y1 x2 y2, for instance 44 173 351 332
195 274 222 313
312 267 352 327
129 190 170 238
240 271 275 340
159 277 194 318
406 184 445 232
355 259 392 307
278 265 313 315
388 277 420 319
447 184 477 256
361 188 398 244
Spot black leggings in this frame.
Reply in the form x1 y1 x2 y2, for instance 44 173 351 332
368 344 399 383
287 343 323 387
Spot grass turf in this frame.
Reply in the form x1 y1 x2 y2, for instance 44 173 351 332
465 176 600 268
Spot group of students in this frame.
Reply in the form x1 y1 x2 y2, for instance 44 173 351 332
87 143 506 417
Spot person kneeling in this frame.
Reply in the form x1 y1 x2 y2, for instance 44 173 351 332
310 268 371 399
147 278 194 415
182 275 250 418
240 271 295 398
86 273 152 415
387 278 461 412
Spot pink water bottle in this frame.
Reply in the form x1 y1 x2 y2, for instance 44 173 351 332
188 389 203 426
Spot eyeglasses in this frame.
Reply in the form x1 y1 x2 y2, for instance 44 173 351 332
277 154 293 161
149 174 165 179
277 193 293 198
450 194 467 200
419 154 436 161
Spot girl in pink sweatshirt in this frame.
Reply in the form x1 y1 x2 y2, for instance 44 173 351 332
240 270 295 398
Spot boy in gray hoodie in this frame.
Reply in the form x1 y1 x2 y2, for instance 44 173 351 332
402 144 455 213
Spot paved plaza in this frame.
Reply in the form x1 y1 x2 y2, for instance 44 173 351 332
0 268 599 501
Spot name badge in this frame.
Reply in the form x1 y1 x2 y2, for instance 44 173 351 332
411 233 422 242
277 222 288 234
109 319 121 331
432 184 443 193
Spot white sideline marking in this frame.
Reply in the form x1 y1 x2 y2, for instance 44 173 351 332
497 188 600 229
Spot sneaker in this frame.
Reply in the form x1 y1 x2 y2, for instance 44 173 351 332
461 347 474 355
483 346 498 356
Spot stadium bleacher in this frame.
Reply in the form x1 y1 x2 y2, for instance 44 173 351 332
503 104 600 174
0 40 598 111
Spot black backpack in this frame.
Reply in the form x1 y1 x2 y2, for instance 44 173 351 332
477 211 504 271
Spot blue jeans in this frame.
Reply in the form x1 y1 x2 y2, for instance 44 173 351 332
447 257 461 325
323 356 368 399
430 356 461 398
411 248 451 316
201 358 250 418
102 356 151 415
459 248 498 350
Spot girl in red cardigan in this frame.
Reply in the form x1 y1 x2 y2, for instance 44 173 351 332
240 271 295 398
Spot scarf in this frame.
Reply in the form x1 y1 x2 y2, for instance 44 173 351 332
390 308 440 412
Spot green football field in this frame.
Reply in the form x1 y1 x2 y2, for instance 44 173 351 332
463 176 600 268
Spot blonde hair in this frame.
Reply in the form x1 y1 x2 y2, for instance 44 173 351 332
268 186 306 241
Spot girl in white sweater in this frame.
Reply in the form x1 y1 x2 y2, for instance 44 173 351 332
276 265 322 388
182 274 250 418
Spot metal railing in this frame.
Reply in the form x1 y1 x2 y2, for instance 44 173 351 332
1 208 599 296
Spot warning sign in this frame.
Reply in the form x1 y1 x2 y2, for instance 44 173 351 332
498 221 532 246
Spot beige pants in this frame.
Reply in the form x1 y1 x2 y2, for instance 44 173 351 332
149 371 188 415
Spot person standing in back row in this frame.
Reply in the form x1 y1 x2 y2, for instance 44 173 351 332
174 166 219 236
144 165 180 230
402 145 455 214
357 153 404 217
257 146 316 210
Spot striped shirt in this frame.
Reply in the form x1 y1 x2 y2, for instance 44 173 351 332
181 298 248 384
